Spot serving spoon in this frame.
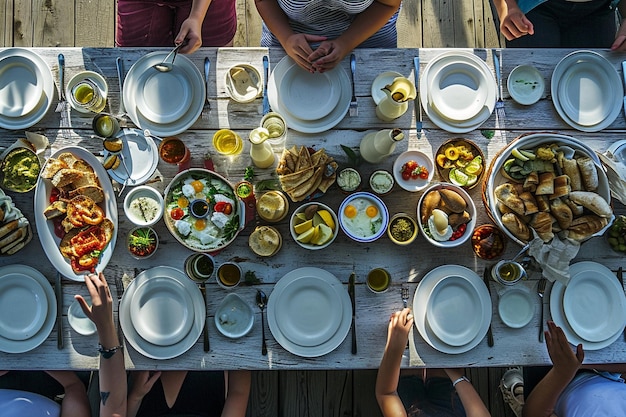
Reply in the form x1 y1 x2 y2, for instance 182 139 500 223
153 42 186 72
256 290 268 356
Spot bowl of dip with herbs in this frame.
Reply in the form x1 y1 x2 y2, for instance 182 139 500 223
387 213 418 245
124 185 164 227
0 147 41 193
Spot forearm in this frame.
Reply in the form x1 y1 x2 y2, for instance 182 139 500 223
190 0 212 21
453 380 490 417
375 343 407 416
522 368 575 417
47 371 90 417
255 0 294 45
337 1 400 51
98 325 126 417
493 0 520 19
221 370 252 417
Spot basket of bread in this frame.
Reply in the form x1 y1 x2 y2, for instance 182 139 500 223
0 189 32 254
483 133 613 246
276 146 338 202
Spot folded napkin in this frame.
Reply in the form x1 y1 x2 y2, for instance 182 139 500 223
528 235 580 285
598 152 626 205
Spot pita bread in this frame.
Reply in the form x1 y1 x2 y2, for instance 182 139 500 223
279 166 315 190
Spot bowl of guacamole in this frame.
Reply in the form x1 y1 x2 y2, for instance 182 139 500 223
0 147 41 192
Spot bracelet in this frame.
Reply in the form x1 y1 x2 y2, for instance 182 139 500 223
98 344 123 359
452 376 470 388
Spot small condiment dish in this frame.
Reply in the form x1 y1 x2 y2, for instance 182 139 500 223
290 202 338 250
336 167 362 194
339 192 389 243
127 226 159 259
369 170 394 195
68 296 96 336
471 224 506 259
393 150 434 192
225 64 262 103
507 65 545 106
123 185 164 227
249 225 282 257
498 287 534 328
387 213 418 245
0 146 41 193
215 293 254 339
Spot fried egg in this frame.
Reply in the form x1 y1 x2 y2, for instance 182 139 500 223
182 178 209 199
342 197 382 238
428 209 452 241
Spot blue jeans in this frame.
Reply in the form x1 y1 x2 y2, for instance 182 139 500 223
506 0 616 48
397 375 466 417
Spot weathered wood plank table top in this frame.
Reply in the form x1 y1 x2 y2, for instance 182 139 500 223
1 47 625 371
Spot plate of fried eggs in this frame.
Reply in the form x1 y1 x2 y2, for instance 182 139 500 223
338 192 389 243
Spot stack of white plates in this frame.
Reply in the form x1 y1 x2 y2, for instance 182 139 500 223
120 266 205 359
123 52 205 137
0 48 54 130
267 56 351 133
0 265 56 353
551 51 622 132
420 51 496 133
413 265 491 354
550 261 626 350
267 267 352 357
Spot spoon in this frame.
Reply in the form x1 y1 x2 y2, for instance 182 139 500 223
153 42 186 72
256 290 268 356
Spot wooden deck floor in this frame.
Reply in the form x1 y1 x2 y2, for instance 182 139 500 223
0 1 517 416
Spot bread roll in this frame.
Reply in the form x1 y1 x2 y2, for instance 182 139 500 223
562 158 582 191
568 191 612 218
567 215 609 241
420 190 441 223
550 198 573 230
536 172 555 195
495 183 525 215
502 212 531 241
577 157 598 191
438 189 466 213
530 212 555 242
549 175 571 200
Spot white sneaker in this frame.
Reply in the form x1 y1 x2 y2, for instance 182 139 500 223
500 367 524 417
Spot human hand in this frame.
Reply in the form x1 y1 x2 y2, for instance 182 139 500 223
176 17 203 54
0 370 9 377
76 272 114 334
545 321 584 380
385 308 413 352
308 40 350 72
283 33 328 72
611 20 626 51
129 371 162 401
499 6 534 41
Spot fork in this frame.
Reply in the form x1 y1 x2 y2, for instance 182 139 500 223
201 57 211 119
114 274 125 345
493 49 505 120
537 278 547 342
401 285 409 308
349 54 358 116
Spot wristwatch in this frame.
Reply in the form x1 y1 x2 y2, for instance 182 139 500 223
98 344 123 359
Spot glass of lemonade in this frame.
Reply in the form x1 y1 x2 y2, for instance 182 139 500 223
70 79 107 113
213 129 243 155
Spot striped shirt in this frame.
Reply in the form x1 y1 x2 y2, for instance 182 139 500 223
260 0 399 48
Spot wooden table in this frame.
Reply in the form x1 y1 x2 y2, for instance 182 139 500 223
1 47 625 371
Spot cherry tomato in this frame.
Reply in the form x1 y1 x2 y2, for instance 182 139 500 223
401 171 411 181
50 188 60 204
214 201 232 214
419 170 429 179
170 207 184 220
405 160 418 170
411 170 419 180
53 217 65 239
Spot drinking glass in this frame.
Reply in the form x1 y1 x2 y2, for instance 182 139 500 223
213 129 243 155
70 78 107 113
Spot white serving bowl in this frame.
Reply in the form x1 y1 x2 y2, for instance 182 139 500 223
417 183 476 248
123 185 164 227
225 64 262 103
290 202 339 250
215 293 254 339
339 192 389 243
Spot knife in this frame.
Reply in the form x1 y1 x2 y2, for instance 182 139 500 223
413 56 423 138
114 274 125 345
482 267 494 347
622 61 626 118
348 272 357 354
262 55 270 115
618 267 625 341
200 282 210 352
55 271 63 349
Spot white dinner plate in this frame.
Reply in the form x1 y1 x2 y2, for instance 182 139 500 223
134 70 192 124
0 265 56 353
420 51 495 133
278 63 342 121
34 146 119 281
274 275 343 347
104 128 158 185
498 287 534 328
0 272 48 340
551 51 622 132
392 150 434 192
371 71 404 105
68 296 96 336
267 267 351 357
550 262 625 350
0 48 54 130
123 52 205 137
130 276 194 346
413 265 491 354
562 262 626 342
267 56 351 134
120 266 205 359
425 275 483 346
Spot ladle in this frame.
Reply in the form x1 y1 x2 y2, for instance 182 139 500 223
153 42 186 72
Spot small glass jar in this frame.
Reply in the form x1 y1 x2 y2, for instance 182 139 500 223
491 260 526 285
367 268 391 293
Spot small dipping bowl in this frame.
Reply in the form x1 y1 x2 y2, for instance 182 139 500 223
387 213 418 245
0 146 41 193
127 226 159 259
471 224 506 260
216 262 242 289
225 64 262 103
507 65 545 106
367 268 391 293
491 260 527 285
123 185 164 227
215 293 254 338
369 169 394 195
336 167 362 194
189 199 210 218
184 253 215 282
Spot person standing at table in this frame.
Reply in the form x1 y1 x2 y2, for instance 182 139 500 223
116 0 238 53
522 320 626 417
376 308 491 417
76 272 128 417
255 0 401 72
492 0 624 48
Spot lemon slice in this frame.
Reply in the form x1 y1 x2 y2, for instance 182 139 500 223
317 210 335 230
465 173 478 187
312 223 334 245
293 212 308 225
464 157 483 175
448 168 469 186
296 227 315 243
294 219 313 235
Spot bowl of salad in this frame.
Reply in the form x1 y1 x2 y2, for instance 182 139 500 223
163 169 245 252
